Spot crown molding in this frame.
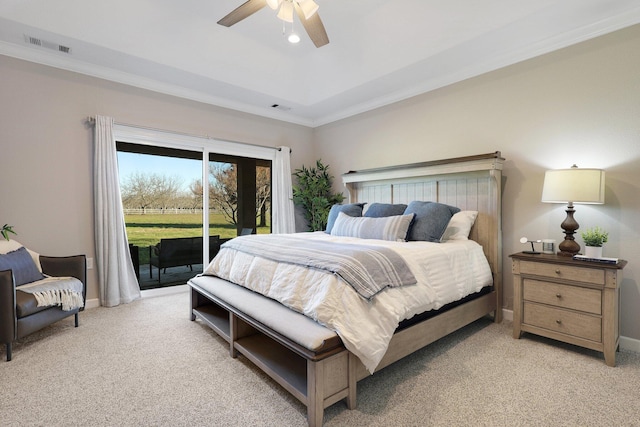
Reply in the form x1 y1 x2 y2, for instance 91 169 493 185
0 40 315 128
2 4 640 129
311 8 640 126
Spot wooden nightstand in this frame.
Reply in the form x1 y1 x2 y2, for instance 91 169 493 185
511 252 626 366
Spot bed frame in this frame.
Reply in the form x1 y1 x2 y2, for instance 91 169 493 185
190 152 504 426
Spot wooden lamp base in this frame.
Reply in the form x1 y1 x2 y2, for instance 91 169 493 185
558 202 580 256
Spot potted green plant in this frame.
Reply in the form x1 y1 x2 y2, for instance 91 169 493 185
292 160 345 231
1 224 16 241
581 226 608 258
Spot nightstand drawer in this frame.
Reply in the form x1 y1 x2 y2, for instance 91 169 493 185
523 302 602 342
523 279 602 315
519 260 604 285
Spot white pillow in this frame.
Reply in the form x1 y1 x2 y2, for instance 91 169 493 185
0 239 42 271
330 211 414 241
0 238 23 254
441 211 478 241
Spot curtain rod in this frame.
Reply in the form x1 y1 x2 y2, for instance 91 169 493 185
85 116 290 152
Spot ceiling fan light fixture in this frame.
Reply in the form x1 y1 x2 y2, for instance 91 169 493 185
297 0 319 20
287 32 301 44
217 0 329 48
277 1 294 23
266 0 281 10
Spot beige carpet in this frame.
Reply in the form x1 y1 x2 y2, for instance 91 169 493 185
2 290 639 427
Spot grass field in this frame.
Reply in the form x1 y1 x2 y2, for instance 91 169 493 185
125 213 270 265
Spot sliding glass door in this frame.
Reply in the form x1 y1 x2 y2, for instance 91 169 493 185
116 141 272 289
117 143 204 289
207 154 271 260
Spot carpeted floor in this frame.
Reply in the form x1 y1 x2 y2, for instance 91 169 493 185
2 290 639 426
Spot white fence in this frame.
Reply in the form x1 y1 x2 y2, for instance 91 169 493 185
123 208 205 215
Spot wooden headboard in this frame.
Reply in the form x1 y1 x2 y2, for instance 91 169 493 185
342 152 504 302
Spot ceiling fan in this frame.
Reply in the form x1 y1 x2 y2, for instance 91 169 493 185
218 0 329 48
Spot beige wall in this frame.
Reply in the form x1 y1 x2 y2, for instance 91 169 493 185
1 24 639 342
0 55 316 303
314 25 640 341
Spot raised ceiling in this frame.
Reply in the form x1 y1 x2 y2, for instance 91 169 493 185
1 0 639 127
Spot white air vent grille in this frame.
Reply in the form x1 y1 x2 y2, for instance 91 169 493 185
24 35 72 54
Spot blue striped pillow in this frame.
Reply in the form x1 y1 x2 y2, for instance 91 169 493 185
330 212 415 241
0 246 44 286
325 203 366 234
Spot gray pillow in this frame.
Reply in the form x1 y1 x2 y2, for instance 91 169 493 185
0 246 44 286
330 212 415 241
325 203 365 234
364 203 408 218
404 201 461 242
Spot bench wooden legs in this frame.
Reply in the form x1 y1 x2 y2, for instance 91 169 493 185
307 359 324 427
306 351 357 427
347 353 357 409
191 284 358 427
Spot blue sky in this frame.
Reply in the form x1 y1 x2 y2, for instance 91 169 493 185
117 152 202 192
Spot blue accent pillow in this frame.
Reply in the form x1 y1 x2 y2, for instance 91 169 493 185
325 203 366 234
0 246 44 286
331 212 415 241
364 203 408 218
404 201 461 242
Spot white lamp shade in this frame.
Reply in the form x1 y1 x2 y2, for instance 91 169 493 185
298 0 319 19
277 1 294 22
541 167 605 204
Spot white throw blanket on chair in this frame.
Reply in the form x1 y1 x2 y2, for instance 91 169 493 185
18 276 84 311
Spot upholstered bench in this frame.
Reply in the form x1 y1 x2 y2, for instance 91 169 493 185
189 275 343 357
189 275 355 427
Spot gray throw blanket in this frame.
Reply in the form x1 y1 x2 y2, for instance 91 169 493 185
18 276 84 311
221 234 416 300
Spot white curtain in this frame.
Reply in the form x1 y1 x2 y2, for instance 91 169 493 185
272 146 296 234
93 115 141 307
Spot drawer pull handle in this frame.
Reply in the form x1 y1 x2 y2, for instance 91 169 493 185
555 269 561 275
556 319 562 324
556 293 562 298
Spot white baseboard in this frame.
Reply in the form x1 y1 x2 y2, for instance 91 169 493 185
141 284 189 298
620 335 640 353
83 284 189 309
501 308 639 353
85 298 100 309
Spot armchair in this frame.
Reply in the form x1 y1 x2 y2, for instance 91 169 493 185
0 243 86 361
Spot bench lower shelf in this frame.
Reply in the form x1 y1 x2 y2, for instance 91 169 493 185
191 284 355 427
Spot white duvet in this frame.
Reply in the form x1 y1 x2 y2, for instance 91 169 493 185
204 232 493 373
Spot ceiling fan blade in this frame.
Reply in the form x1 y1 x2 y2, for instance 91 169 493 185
218 0 267 27
294 3 329 48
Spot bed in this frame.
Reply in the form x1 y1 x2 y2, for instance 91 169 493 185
189 152 504 426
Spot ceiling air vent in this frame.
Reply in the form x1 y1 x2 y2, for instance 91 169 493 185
271 104 291 112
24 35 72 54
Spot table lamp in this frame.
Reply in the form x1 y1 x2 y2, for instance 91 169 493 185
541 165 605 256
